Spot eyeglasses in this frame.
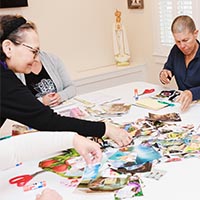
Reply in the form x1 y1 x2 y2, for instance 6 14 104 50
22 43 40 59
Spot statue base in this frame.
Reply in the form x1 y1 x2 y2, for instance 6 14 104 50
116 61 130 66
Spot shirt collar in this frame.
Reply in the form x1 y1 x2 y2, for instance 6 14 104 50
195 40 200 58
0 60 8 70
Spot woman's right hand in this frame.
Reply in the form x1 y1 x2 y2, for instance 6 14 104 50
159 69 172 85
73 134 102 165
104 122 133 147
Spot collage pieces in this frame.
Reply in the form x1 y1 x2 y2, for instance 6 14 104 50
37 114 200 199
10 90 200 199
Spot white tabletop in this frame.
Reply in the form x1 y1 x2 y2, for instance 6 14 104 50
1 81 200 200
78 81 200 127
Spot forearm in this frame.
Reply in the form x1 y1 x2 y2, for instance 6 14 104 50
0 131 76 170
1 69 105 138
58 84 77 101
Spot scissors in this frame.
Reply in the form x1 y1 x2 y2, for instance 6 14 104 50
9 170 45 187
138 88 155 96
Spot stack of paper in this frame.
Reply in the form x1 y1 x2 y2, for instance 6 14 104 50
135 98 168 110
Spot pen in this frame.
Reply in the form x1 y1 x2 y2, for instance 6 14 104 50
134 89 139 101
157 100 175 107
101 98 121 105
0 135 12 140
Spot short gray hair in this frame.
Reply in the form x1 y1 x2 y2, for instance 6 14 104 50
171 15 196 34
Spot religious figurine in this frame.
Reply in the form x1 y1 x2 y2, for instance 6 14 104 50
113 10 130 66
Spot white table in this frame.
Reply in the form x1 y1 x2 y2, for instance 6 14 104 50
1 81 200 200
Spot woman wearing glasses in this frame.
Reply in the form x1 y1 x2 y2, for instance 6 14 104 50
0 15 132 165
0 14 132 200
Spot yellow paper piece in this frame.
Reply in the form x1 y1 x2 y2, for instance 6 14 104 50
135 98 167 110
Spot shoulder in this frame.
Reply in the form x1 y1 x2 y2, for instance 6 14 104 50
168 44 182 58
1 66 15 79
0 67 27 93
40 51 60 61
40 51 63 66
170 44 179 53
197 40 200 56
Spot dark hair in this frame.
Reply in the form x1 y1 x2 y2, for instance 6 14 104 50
0 15 37 61
171 15 196 34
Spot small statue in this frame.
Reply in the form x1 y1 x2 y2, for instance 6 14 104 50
113 10 130 66
115 9 121 24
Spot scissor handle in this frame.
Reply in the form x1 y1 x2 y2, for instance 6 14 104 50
138 88 155 96
144 88 155 94
9 175 32 187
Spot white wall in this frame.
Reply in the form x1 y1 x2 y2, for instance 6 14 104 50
0 0 158 84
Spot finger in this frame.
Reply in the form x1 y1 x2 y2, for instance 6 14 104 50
175 92 183 103
83 152 101 165
47 92 56 97
181 102 188 112
167 70 172 79
116 139 124 147
162 70 171 83
126 135 133 145
176 94 188 111
49 95 59 101
51 96 61 104
90 153 102 164
160 72 169 84
49 99 60 106
181 98 190 112
119 136 132 146
175 96 181 103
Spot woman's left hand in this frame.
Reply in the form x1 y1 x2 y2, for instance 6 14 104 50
42 92 61 107
175 90 193 111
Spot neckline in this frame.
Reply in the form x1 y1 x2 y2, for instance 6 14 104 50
0 60 8 70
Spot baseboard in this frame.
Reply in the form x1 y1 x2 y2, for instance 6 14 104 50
73 63 147 94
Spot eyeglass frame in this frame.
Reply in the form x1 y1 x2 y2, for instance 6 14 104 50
13 40 40 59
21 43 40 58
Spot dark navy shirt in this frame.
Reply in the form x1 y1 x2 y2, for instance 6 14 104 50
164 40 200 101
